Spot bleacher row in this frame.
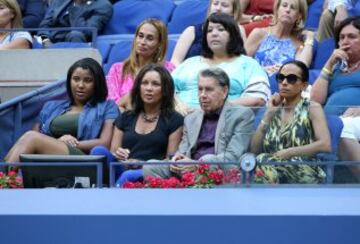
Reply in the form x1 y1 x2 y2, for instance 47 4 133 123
26 0 338 84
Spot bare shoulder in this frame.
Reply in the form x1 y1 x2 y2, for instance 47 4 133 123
179 26 196 40
247 27 267 41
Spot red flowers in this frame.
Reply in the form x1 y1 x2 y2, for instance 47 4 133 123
0 171 23 189
123 164 241 189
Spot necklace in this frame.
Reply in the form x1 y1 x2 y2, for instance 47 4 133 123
346 59 360 73
142 112 159 123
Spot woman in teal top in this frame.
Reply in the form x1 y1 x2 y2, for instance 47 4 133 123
172 13 270 110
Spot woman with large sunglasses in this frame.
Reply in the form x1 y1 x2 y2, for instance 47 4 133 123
251 60 331 184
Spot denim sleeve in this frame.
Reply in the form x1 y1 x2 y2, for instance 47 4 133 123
104 100 120 120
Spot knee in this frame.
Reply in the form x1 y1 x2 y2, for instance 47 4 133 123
117 169 143 187
65 31 86 42
17 131 41 145
90 145 110 155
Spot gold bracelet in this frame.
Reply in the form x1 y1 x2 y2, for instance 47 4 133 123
322 67 332 76
320 71 330 80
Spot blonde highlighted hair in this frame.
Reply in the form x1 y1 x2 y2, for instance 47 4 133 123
207 0 242 22
122 19 168 79
0 0 23 28
272 0 308 34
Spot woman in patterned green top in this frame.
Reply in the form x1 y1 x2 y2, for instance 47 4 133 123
251 60 331 184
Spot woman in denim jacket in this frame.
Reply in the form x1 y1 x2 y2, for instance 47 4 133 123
5 58 119 162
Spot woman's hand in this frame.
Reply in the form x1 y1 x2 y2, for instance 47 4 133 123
325 46 350 70
58 134 79 147
264 93 284 120
113 147 130 161
274 148 293 160
342 107 360 117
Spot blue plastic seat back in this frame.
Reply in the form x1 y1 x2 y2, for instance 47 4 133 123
103 40 133 74
326 114 344 155
168 0 209 34
96 34 133 64
49 42 90 48
312 38 335 70
304 0 323 29
103 0 175 35
165 38 177 61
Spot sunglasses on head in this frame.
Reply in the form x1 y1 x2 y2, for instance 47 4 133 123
275 73 302 84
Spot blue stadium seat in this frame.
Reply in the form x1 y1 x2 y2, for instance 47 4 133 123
312 38 335 70
96 34 134 64
167 0 208 34
165 38 177 61
49 42 90 48
103 0 175 35
325 115 343 157
103 40 133 74
305 0 323 29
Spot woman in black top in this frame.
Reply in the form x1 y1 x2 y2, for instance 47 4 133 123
91 64 183 186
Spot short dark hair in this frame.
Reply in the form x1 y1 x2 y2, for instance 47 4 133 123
199 67 230 100
335 16 360 48
66 58 107 105
131 64 175 114
279 60 309 82
202 13 246 59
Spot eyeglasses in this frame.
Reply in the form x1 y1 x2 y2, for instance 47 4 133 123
275 73 302 84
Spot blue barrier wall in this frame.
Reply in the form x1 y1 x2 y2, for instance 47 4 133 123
0 187 359 244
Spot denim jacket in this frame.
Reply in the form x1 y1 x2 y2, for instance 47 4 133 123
38 99 119 140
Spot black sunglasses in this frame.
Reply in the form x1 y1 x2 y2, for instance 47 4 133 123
276 73 302 84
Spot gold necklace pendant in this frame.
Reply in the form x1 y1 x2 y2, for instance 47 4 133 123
142 113 159 123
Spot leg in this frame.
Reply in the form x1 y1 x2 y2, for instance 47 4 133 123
116 169 143 187
5 131 69 163
64 31 87 42
90 146 125 180
143 164 172 179
317 10 335 42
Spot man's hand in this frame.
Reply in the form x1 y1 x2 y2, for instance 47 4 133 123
169 153 196 175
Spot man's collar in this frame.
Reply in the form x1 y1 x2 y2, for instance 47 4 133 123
204 106 223 119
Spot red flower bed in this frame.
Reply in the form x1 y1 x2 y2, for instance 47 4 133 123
0 171 23 189
123 164 241 188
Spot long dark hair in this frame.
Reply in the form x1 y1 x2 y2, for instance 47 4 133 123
131 64 175 114
66 58 107 105
202 13 246 59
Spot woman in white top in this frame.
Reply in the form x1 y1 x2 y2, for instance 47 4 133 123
0 0 32 49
